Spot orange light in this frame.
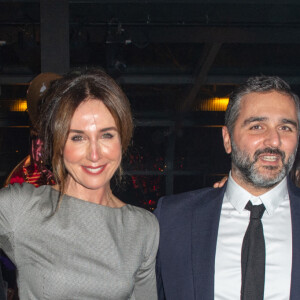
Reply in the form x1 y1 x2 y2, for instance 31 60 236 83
197 97 229 111
10 99 28 112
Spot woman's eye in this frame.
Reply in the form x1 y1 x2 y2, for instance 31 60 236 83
102 132 113 139
71 135 84 141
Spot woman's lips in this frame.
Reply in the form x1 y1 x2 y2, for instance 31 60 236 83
82 165 106 174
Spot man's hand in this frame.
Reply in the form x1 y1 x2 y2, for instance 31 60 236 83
213 176 228 188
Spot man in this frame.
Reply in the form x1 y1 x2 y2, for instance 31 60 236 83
155 76 300 299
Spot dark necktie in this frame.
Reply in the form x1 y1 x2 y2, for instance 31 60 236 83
241 201 266 300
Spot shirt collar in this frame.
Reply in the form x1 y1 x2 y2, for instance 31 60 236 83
225 172 288 216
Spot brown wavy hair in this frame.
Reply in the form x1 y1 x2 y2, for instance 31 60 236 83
38 69 133 204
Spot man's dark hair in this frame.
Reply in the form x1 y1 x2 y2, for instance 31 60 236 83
225 75 300 136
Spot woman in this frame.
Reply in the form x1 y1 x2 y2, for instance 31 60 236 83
0 69 159 299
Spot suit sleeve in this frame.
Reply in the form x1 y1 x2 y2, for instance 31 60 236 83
154 198 166 300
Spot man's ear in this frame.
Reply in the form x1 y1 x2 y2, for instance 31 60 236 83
222 126 232 154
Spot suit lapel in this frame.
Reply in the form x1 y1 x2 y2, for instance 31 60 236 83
189 179 300 299
288 179 300 299
192 185 225 300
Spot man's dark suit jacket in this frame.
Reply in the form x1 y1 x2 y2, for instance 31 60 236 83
154 179 300 300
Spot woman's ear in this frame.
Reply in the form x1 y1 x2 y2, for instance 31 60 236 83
222 126 232 154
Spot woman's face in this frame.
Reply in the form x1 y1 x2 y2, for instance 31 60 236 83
63 98 122 192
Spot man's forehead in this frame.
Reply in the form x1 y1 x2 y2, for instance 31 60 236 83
241 90 292 101
240 91 297 111
238 91 299 125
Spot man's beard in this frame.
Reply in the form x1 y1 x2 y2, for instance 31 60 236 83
231 139 296 188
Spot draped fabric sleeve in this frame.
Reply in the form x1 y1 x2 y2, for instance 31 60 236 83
154 197 167 300
0 184 31 263
132 212 159 300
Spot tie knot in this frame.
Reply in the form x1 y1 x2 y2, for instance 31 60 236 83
245 201 265 219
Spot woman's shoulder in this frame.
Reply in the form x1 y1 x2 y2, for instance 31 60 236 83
0 183 55 223
0 183 54 210
124 205 159 260
124 204 159 229
3 182 51 197
1 182 35 198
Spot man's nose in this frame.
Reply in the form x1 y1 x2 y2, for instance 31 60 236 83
263 128 281 148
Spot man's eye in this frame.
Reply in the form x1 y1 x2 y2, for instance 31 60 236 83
71 135 83 141
281 126 292 131
250 125 262 130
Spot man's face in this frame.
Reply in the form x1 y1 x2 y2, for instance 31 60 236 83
222 91 299 194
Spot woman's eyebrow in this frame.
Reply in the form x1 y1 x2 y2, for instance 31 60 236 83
100 127 118 132
68 127 118 133
69 129 84 133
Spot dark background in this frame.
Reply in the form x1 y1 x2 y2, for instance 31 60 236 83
0 0 299 210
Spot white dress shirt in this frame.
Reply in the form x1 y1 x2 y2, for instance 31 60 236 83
214 174 292 300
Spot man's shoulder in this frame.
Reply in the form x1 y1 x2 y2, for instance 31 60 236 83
155 185 226 215
287 177 300 199
162 186 219 201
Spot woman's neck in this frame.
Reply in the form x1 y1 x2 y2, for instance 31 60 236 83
55 179 125 207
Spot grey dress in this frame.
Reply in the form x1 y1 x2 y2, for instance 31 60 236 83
0 183 159 300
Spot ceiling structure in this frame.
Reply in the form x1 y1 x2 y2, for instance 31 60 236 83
0 0 299 199
0 0 300 114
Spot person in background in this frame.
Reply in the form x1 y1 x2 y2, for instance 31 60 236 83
0 69 159 299
155 75 300 299
1 73 61 300
5 72 61 187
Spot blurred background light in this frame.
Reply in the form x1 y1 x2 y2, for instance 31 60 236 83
197 98 229 111
10 99 27 112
